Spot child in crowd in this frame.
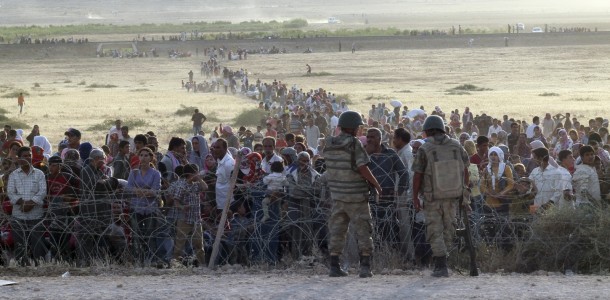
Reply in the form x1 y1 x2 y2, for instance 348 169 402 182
261 161 286 223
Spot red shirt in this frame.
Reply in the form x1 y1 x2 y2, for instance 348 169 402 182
470 153 488 172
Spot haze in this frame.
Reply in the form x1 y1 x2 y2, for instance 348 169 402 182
1 0 610 28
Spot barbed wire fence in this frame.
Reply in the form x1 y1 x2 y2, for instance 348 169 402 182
1 158 610 274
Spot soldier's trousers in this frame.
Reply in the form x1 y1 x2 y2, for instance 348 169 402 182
328 200 373 256
424 198 457 257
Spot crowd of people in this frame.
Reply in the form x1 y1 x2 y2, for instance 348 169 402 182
0 67 608 273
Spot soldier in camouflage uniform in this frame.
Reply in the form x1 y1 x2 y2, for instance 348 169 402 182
412 115 470 277
323 111 382 278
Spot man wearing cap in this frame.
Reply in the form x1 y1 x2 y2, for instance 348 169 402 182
7 146 48 266
65 128 82 150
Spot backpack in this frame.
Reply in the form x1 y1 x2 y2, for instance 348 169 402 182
421 138 465 199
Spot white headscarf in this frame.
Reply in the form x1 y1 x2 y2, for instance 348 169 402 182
487 146 506 191
15 129 24 141
33 135 53 159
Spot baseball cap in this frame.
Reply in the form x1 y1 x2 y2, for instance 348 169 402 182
65 128 81 138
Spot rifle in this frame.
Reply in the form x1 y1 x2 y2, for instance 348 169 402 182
457 190 479 276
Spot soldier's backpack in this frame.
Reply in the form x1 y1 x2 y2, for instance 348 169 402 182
420 138 465 199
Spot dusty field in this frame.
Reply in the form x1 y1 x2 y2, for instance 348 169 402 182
0 34 609 147
1 270 609 300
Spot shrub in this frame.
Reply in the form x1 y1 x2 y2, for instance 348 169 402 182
539 92 559 97
1 89 29 98
87 83 117 88
233 108 267 127
448 84 492 92
303 72 332 77
175 104 198 116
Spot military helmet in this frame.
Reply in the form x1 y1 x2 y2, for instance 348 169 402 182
423 115 446 132
338 111 364 129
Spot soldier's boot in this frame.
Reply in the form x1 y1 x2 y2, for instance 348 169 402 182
329 255 348 277
431 256 449 277
359 255 373 278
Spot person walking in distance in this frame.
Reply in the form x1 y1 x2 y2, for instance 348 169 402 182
17 93 25 114
191 109 207 136
411 115 470 277
323 111 382 278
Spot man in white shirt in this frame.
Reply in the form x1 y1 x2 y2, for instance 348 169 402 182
529 147 561 210
526 116 541 139
211 138 235 210
7 146 48 266
392 128 414 259
261 137 283 174
329 112 339 136
573 145 601 207
487 118 502 138
305 118 320 149
106 119 123 145
556 150 575 209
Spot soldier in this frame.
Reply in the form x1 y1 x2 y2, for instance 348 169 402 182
323 111 382 278
412 115 470 277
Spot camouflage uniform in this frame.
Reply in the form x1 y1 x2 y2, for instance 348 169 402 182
412 135 469 257
324 132 374 256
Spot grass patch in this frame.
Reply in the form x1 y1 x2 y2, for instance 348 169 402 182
539 92 560 97
446 90 471 95
303 72 332 77
33 83 40 88
447 84 492 92
77 80 86 86
87 118 149 131
572 97 597 102
364 95 391 101
130 88 150 92
1 89 29 98
84 89 94 92
394 90 413 93
233 108 268 127
64 80 72 83
87 83 117 88
175 105 198 116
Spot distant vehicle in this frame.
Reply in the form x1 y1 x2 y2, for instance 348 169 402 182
517 23 525 31
531 27 544 33
328 17 340 24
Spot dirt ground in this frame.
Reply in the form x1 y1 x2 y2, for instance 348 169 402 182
1 270 609 300
0 32 609 146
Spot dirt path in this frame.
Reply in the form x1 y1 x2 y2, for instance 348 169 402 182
0 271 606 300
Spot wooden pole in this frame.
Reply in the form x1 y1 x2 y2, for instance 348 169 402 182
208 155 241 269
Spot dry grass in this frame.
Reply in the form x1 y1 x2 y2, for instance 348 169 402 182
0 43 609 147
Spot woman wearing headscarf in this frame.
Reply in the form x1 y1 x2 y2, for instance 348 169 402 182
31 146 48 173
14 129 24 142
480 146 515 216
187 135 209 171
33 135 52 159
553 129 573 158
